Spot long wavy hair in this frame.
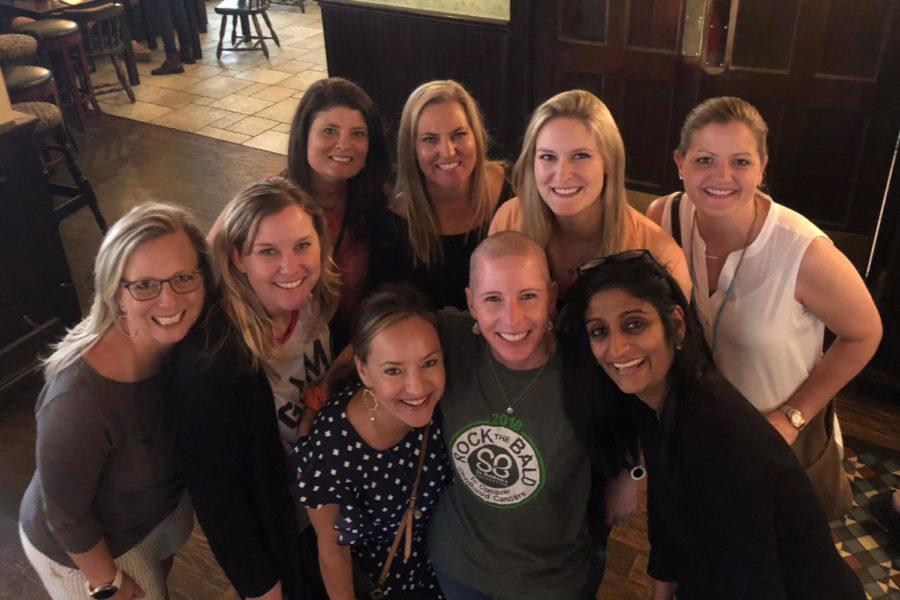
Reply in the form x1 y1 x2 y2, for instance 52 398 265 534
43 202 212 376
286 76 390 244
211 178 340 373
512 89 627 254
558 252 712 476
393 80 497 267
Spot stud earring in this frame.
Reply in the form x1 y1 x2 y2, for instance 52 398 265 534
362 387 378 422
547 318 554 332
472 322 481 335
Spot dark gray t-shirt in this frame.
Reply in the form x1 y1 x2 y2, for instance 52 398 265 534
428 310 592 599
19 359 182 567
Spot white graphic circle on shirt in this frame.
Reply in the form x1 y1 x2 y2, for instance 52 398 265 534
449 414 545 507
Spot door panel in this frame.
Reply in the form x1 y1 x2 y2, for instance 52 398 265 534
818 0 892 79
730 0 800 72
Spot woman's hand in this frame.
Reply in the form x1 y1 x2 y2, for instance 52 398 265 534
109 573 144 599
653 578 678 600
297 407 316 437
247 580 282 600
605 469 640 526
765 410 800 446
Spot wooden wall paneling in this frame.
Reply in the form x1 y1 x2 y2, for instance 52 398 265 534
319 0 520 161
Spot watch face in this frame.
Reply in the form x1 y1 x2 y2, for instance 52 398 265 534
790 412 804 428
92 586 118 600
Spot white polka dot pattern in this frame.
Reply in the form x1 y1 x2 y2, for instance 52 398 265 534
292 382 449 597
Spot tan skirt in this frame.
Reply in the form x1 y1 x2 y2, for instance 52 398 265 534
790 400 853 521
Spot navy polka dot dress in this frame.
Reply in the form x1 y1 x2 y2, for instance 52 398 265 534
293 382 449 598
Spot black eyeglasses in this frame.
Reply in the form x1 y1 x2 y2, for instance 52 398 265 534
576 249 656 276
121 270 203 301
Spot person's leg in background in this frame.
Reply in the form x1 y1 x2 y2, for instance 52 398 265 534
144 0 184 75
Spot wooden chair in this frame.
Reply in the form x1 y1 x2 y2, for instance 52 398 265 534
214 0 280 59
64 3 136 104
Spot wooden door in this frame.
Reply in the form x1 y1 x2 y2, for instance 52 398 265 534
533 0 689 195
690 0 900 244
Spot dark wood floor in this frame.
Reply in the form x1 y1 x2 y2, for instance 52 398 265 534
3 113 899 600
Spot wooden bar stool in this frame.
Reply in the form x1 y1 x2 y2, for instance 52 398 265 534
3 64 61 105
0 34 38 66
214 0 280 59
12 101 108 233
17 19 100 130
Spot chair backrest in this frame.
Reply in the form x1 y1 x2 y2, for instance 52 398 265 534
63 3 125 59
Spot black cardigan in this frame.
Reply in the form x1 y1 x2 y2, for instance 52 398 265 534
642 372 863 599
171 313 315 599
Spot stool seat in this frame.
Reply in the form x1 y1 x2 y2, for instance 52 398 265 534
17 19 80 41
3 65 53 93
12 101 63 135
215 0 267 15
0 34 38 64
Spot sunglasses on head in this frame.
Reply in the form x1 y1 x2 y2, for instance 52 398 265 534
576 249 660 276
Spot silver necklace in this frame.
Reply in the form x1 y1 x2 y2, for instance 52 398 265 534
486 353 548 415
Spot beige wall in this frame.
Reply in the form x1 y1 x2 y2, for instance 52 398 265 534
352 0 509 21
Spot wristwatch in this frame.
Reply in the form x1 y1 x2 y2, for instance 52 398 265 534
85 569 122 599
779 404 807 431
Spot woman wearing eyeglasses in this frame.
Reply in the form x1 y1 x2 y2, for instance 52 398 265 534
19 203 209 600
172 178 338 600
558 250 864 600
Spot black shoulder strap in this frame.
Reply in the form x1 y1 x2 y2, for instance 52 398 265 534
670 192 684 248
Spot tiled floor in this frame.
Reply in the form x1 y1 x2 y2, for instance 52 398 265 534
91 1 328 155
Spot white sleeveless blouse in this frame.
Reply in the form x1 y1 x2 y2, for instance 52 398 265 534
660 192 826 413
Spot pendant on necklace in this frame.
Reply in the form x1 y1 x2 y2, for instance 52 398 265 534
506 406 514 415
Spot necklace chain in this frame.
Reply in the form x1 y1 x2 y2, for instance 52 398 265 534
486 352 548 415
690 195 760 354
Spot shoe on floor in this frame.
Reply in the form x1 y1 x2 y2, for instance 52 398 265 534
131 40 151 63
151 52 184 75
869 490 900 544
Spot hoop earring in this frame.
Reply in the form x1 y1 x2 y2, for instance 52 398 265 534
472 322 481 335
362 387 378 423
116 315 133 338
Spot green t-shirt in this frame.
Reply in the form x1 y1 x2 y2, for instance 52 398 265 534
428 310 592 599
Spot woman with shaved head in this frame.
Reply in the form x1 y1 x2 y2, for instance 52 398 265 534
427 231 599 599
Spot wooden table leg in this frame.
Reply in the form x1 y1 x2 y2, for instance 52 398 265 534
119 3 141 85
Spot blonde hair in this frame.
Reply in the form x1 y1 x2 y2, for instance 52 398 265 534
677 96 769 160
512 89 627 255
393 80 496 267
43 202 211 376
212 178 340 373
